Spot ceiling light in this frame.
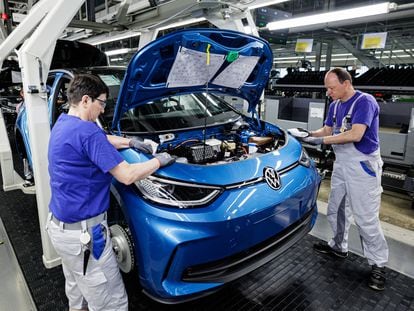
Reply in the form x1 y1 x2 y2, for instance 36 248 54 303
157 17 206 31
331 57 357 61
83 31 141 46
374 50 404 54
105 48 136 56
266 2 393 31
247 0 290 10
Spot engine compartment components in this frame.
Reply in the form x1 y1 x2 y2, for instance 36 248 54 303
161 127 285 165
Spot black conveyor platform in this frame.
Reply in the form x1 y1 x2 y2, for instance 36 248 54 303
1 182 414 311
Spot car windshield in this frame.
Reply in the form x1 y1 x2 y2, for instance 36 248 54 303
89 69 125 129
118 93 241 133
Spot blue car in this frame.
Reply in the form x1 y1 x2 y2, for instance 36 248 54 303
15 29 321 303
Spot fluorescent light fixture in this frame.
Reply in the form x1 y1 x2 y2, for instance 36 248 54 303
374 50 404 54
105 48 136 56
274 56 315 60
247 0 290 10
274 54 355 61
157 17 206 31
266 2 392 31
331 57 357 61
84 31 141 46
332 53 353 57
388 55 410 58
274 57 358 64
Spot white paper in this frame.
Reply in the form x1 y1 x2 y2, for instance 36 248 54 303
167 47 225 88
309 106 324 118
144 139 159 155
212 55 260 89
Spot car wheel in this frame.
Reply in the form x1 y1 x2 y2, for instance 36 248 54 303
110 224 135 273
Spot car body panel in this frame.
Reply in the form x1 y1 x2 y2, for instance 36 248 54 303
112 160 319 299
119 137 302 186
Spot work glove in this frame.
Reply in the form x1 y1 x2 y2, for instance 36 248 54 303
288 127 310 138
302 136 324 145
154 152 175 167
129 137 153 154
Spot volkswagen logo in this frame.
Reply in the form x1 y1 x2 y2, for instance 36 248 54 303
263 167 281 190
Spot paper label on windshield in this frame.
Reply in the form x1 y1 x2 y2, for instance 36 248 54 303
212 55 259 89
167 47 225 88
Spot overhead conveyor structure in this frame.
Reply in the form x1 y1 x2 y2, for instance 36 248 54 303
0 0 87 268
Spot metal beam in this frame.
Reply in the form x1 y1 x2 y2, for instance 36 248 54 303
115 0 132 24
325 40 333 70
68 19 121 32
0 0 55 66
128 0 198 30
19 0 87 268
336 36 382 68
314 40 322 71
0 23 7 42
206 10 247 33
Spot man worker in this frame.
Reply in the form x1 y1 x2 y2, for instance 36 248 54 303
296 67 389 291
47 73 174 310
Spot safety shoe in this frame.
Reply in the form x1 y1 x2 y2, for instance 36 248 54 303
313 241 348 259
368 265 386 291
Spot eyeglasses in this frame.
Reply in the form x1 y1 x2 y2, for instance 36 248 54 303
89 96 107 109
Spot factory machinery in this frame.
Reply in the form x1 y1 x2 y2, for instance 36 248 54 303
264 67 414 207
0 59 21 134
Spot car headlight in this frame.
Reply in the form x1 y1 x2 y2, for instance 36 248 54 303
298 148 311 167
134 176 222 208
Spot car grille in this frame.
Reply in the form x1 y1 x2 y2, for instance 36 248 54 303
182 207 315 283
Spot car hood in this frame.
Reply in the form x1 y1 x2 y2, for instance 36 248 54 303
113 28 273 128
119 138 302 186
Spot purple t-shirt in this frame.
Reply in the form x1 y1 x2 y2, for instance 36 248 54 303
48 114 124 223
325 91 380 154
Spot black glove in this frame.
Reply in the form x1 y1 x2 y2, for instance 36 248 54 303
288 127 310 138
302 136 324 145
129 137 153 154
154 153 175 167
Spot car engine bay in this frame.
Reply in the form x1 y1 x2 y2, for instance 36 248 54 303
153 120 286 165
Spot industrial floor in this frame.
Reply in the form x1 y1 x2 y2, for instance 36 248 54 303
1 176 414 310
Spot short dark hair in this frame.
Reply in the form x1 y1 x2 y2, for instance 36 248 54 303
67 74 109 105
327 67 352 84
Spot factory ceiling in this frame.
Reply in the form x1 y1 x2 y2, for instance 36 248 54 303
2 0 414 70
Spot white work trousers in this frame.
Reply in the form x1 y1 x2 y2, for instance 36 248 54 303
327 144 389 267
46 218 128 311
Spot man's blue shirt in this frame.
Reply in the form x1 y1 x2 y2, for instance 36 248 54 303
325 91 380 155
48 114 124 223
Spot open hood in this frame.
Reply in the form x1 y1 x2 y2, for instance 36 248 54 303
113 29 273 127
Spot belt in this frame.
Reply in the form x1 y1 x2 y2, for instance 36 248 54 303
51 212 106 230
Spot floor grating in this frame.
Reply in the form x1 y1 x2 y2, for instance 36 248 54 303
1 184 414 310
